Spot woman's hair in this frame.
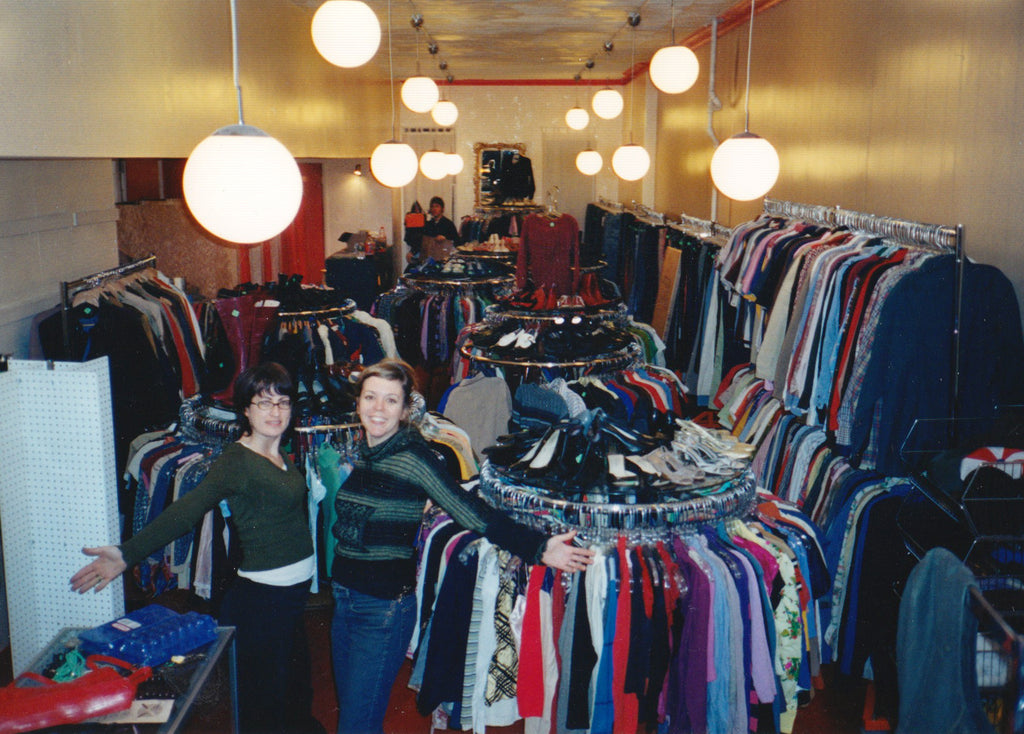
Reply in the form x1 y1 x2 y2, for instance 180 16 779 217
355 359 417 413
233 362 298 434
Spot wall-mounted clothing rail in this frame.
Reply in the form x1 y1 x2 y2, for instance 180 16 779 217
627 202 665 226
595 196 625 212
761 197 966 431
668 214 732 244
763 198 961 252
61 254 158 300
60 255 158 357
277 300 357 319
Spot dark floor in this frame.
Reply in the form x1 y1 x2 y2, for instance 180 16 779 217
0 597 870 733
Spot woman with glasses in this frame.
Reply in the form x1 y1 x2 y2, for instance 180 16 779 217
70 362 320 734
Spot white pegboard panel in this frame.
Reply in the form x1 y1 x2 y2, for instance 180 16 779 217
0 357 124 673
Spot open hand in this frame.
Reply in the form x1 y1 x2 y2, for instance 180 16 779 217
70 546 127 593
540 531 595 573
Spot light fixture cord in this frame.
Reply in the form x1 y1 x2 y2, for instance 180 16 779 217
743 0 755 132
629 19 636 142
670 0 676 45
388 0 397 138
230 0 244 125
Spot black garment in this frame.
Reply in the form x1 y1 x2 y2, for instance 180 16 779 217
405 225 425 256
415 533 480 719
423 215 462 247
498 153 535 201
567 567 598 729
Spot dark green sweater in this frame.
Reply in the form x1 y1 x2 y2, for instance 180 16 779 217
120 442 313 572
331 426 546 599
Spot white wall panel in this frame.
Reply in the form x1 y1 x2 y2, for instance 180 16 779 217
0 357 123 673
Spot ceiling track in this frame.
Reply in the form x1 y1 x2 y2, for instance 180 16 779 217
438 0 788 88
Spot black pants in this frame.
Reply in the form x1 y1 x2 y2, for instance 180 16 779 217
219 576 313 733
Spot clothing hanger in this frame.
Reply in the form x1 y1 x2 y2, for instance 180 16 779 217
544 186 561 219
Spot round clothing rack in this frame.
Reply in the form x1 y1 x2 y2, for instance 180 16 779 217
479 461 757 542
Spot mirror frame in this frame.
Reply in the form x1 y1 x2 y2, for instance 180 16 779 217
474 141 527 209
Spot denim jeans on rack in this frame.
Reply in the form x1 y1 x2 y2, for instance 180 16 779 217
331 582 417 734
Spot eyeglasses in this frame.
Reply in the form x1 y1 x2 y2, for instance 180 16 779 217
251 398 293 412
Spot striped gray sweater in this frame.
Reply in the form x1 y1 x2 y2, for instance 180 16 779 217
331 426 546 599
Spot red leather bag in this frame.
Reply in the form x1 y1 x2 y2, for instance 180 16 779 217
0 654 152 734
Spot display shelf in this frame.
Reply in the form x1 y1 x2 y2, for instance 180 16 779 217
20 626 238 734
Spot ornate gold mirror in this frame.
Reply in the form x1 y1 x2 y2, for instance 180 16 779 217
474 142 531 209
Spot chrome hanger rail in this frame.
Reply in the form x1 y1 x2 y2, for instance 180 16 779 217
762 198 961 252
60 254 158 357
596 196 625 212
667 214 732 245
459 340 643 371
399 274 515 289
479 462 757 542
483 302 629 325
761 196 966 433
62 254 158 299
178 395 242 446
277 299 357 318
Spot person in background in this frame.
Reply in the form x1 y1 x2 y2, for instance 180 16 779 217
403 200 425 268
329 358 594 734
422 195 461 248
70 363 321 734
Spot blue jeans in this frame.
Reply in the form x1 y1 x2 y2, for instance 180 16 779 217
331 582 417 734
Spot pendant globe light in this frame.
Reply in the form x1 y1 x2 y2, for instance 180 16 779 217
566 105 590 130
649 0 699 94
611 144 650 181
183 0 302 244
710 0 779 201
420 148 449 180
611 13 650 181
431 98 458 126
402 76 439 113
576 148 603 176
592 87 624 120
445 151 465 176
311 0 380 68
401 17 439 113
370 0 418 188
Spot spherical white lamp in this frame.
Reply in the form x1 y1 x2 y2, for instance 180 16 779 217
649 45 699 94
445 152 465 176
431 99 459 126
420 149 449 180
370 140 418 188
611 143 650 181
565 106 589 130
310 0 381 68
183 124 303 244
576 149 603 176
592 87 624 120
401 76 439 113
710 131 780 201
